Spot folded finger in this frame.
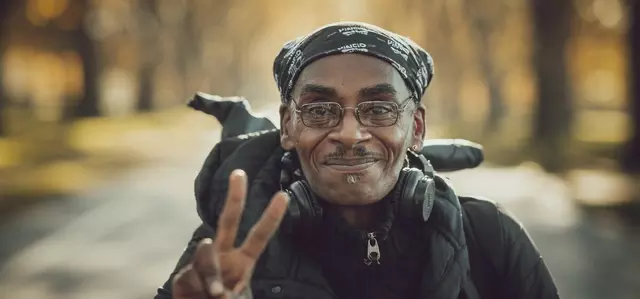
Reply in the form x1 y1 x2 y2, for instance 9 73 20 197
192 238 220 276
172 264 207 299
192 239 231 297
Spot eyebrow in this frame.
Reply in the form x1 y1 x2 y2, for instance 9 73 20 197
297 83 398 101
299 84 338 98
358 83 398 98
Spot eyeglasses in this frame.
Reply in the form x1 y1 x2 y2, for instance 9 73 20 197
292 96 414 128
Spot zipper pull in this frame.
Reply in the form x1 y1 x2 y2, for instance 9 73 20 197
364 232 381 266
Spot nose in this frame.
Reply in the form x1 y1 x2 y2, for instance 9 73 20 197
329 108 371 148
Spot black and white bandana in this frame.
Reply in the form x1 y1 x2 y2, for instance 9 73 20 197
272 21 435 103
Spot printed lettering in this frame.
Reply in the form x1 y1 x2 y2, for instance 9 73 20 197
390 47 409 60
387 39 410 56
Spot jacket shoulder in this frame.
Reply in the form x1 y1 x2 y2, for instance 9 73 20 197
460 196 527 246
217 128 280 159
460 195 519 259
194 129 280 224
460 196 557 298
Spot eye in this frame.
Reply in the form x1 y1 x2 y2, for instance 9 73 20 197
302 103 339 119
371 105 392 115
308 105 330 116
362 103 393 115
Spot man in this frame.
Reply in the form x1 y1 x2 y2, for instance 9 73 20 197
155 22 559 299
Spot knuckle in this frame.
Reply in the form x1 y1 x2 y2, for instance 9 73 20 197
263 213 282 228
249 228 271 245
218 214 238 227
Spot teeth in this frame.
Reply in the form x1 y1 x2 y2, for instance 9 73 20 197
330 160 374 166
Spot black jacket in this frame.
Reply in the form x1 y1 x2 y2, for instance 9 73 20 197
154 130 559 299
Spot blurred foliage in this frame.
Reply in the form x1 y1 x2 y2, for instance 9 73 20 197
0 0 636 175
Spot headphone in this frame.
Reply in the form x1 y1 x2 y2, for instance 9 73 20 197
280 150 437 234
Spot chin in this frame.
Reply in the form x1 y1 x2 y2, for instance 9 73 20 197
309 163 393 205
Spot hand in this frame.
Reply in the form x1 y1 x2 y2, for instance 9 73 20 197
172 169 289 299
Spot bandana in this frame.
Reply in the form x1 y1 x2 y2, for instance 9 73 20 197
272 21 435 103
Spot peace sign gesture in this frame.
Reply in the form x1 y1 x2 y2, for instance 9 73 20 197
172 170 290 299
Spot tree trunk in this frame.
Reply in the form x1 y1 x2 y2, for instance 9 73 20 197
530 0 573 173
137 64 154 112
462 1 505 135
0 1 17 136
73 0 100 118
480 51 504 135
438 3 461 122
136 0 158 112
622 0 640 173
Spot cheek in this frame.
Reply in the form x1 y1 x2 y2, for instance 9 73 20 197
400 115 418 147
293 127 327 163
382 121 414 154
288 117 309 144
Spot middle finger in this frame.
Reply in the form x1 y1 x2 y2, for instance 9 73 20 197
239 191 289 259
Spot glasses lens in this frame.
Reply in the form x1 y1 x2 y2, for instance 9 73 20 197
357 101 399 127
300 102 341 128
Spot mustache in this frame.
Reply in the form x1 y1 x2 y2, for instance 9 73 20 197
324 145 385 160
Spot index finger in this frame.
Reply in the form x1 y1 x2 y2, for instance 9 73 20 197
239 191 289 259
215 169 248 251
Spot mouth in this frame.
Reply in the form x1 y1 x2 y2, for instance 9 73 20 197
323 158 379 173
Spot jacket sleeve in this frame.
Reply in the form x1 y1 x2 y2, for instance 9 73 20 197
495 204 560 299
153 223 217 299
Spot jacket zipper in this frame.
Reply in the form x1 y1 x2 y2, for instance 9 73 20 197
364 232 381 266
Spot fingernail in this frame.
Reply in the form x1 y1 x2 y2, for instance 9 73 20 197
208 278 224 296
232 169 246 177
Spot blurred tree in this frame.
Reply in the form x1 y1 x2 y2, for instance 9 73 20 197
228 0 268 97
432 1 462 122
177 1 195 100
206 0 269 102
136 0 159 112
463 0 506 135
530 0 574 173
622 0 640 173
402 0 463 127
72 0 100 117
138 62 154 112
0 1 16 136
193 0 236 95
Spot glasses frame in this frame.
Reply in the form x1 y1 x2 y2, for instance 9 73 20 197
292 96 415 128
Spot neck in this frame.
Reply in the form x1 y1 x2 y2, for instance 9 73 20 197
329 203 384 230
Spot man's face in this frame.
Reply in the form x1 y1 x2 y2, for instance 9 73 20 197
280 54 426 206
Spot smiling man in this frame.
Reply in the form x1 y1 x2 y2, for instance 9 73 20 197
155 22 559 299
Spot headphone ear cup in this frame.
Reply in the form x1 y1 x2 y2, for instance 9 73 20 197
398 168 423 220
414 174 436 222
286 180 323 233
396 168 437 222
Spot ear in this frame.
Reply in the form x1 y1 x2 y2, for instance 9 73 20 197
411 104 426 151
279 103 296 150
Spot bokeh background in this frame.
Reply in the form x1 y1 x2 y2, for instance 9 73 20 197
0 0 639 298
